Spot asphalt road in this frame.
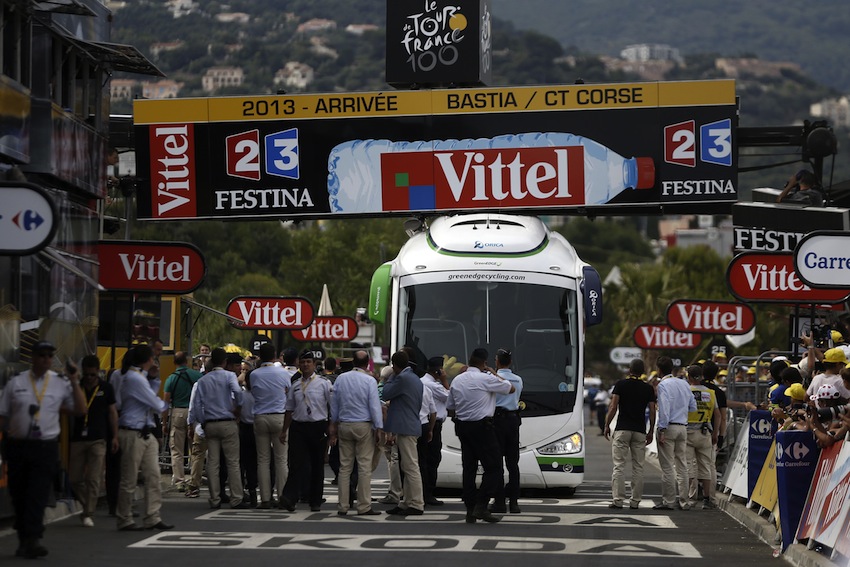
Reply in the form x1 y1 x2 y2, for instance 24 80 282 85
1 408 777 565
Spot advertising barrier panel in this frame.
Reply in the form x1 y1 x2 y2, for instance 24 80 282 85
797 439 844 544
775 430 821 551
810 438 850 552
747 410 777 498
134 80 738 221
750 439 778 511
722 419 751 499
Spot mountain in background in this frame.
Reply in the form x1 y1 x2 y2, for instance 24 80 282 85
490 0 850 91
109 0 848 187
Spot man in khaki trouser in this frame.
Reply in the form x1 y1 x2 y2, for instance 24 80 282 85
191 349 247 509
329 351 383 515
116 344 173 531
69 355 119 527
162 352 201 489
250 343 292 508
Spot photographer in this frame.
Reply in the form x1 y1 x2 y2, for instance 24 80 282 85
807 377 850 447
776 169 825 206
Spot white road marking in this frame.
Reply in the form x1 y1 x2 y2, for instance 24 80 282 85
195 509 678 527
130 531 701 557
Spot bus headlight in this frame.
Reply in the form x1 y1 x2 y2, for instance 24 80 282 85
538 432 583 455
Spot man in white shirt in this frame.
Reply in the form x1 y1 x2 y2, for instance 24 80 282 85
420 357 449 506
447 348 514 523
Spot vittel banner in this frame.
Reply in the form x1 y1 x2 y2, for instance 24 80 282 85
727 252 850 304
134 80 737 221
666 299 755 335
226 296 314 330
632 323 701 350
97 240 206 293
291 316 358 342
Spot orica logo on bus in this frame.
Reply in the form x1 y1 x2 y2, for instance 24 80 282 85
473 241 503 249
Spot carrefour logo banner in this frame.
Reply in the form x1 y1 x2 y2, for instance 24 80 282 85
775 431 820 552
134 80 737 221
748 410 777 497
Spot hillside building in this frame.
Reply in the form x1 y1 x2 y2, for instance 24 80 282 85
142 80 182 99
110 79 137 101
297 18 337 34
620 44 683 64
715 58 801 79
150 41 185 59
274 62 315 90
202 66 244 92
811 96 850 128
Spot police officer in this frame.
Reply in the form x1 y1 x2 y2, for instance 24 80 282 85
0 341 85 558
116 344 173 531
491 348 524 514
250 343 292 508
192 349 246 510
279 349 333 512
447 347 515 523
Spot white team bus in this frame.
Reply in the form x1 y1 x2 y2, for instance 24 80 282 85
369 213 603 492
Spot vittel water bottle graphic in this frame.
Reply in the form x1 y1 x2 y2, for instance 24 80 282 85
327 133 654 213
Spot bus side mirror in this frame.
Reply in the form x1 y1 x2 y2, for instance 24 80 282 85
581 266 603 326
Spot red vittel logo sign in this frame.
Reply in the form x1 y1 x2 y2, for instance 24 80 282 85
291 316 358 342
226 296 314 330
666 299 755 335
98 241 206 293
633 323 701 349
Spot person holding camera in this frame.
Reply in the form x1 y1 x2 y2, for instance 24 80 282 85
776 169 825 206
0 341 86 558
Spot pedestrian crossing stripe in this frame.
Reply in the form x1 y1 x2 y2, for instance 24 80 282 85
195 509 678 528
130 531 701 556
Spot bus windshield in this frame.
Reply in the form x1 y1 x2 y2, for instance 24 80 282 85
397 277 580 416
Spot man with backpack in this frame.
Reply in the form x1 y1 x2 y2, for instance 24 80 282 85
162 352 201 490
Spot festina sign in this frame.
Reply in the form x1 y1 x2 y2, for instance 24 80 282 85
633 324 701 350
133 80 737 221
291 316 358 342
726 252 850 304
226 296 314 330
794 231 850 289
97 240 206 293
666 299 755 335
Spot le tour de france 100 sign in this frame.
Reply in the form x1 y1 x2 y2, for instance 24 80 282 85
133 80 737 222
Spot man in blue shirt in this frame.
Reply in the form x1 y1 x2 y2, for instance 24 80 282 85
491 348 524 514
654 356 696 510
383 350 425 516
193 349 246 510
250 343 291 508
116 344 172 531
329 350 383 515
